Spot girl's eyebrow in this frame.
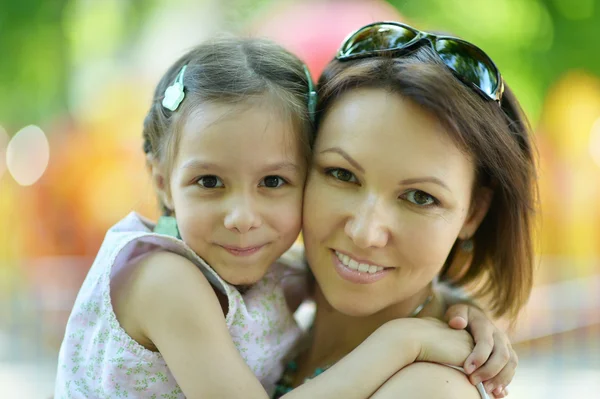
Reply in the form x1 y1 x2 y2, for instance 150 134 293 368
259 162 300 174
180 159 300 173
181 159 220 170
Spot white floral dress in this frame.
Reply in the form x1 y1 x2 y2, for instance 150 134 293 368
54 212 305 398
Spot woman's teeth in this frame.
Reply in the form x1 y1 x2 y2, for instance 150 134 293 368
335 251 384 274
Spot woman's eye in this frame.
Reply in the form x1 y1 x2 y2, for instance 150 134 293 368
327 168 358 183
260 175 287 188
404 190 437 206
197 175 224 188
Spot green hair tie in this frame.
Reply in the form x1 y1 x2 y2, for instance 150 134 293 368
303 65 317 123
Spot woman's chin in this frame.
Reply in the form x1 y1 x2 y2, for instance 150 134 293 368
324 291 385 317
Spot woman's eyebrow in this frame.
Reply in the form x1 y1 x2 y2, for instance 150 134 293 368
319 147 364 173
399 177 451 192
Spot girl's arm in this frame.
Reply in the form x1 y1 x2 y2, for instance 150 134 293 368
122 252 477 399
124 251 270 398
370 362 495 399
284 317 476 399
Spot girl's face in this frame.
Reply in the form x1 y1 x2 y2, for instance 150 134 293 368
303 88 491 316
161 98 306 286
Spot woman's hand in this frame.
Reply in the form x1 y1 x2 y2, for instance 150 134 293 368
380 317 475 367
446 304 516 397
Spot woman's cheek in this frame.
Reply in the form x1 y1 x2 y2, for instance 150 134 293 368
401 217 460 268
305 181 343 225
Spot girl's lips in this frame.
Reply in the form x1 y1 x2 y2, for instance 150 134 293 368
331 250 392 284
220 244 265 257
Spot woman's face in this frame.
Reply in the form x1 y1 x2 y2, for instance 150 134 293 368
303 88 490 317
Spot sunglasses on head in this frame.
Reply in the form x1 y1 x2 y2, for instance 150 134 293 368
336 22 504 104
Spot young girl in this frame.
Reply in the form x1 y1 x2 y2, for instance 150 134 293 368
54 37 515 399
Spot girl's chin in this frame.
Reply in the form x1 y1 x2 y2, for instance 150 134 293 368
216 266 269 287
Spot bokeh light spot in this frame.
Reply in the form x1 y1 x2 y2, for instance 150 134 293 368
0 125 9 179
6 125 50 186
589 117 600 168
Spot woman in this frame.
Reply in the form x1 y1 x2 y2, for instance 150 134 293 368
278 21 536 398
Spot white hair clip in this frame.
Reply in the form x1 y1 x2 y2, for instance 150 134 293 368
162 65 187 112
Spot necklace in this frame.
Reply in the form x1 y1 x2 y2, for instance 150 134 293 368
272 292 434 398
408 292 433 318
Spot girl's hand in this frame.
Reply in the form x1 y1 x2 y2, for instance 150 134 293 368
445 304 516 397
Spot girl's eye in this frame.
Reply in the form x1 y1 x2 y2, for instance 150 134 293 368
327 168 358 183
260 175 287 188
197 175 224 188
404 190 437 206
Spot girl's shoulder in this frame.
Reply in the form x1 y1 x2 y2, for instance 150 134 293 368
112 249 228 350
117 248 229 327
103 212 232 295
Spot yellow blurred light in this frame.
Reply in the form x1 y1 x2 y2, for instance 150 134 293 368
6 125 50 186
542 71 600 159
589 117 600 168
0 125 8 179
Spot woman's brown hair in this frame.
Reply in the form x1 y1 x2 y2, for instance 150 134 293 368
316 46 537 321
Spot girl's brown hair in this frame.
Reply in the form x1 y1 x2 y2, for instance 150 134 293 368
316 46 537 321
142 36 314 212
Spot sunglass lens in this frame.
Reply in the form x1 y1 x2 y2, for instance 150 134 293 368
435 39 499 99
340 24 418 58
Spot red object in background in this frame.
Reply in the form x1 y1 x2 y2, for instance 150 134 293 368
249 0 404 78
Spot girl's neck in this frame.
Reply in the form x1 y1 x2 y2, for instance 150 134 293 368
296 285 445 382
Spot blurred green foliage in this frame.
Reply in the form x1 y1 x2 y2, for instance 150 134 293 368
0 0 68 130
0 0 598 130
0 0 156 132
389 0 600 121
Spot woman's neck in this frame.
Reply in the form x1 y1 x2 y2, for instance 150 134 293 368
296 285 445 382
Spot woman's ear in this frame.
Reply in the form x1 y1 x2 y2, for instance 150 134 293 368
459 187 493 239
147 154 174 211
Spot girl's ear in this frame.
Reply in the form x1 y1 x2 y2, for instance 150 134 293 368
147 154 174 211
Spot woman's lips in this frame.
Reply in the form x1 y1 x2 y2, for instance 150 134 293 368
331 249 392 284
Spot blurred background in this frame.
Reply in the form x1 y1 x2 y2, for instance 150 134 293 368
0 0 599 397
